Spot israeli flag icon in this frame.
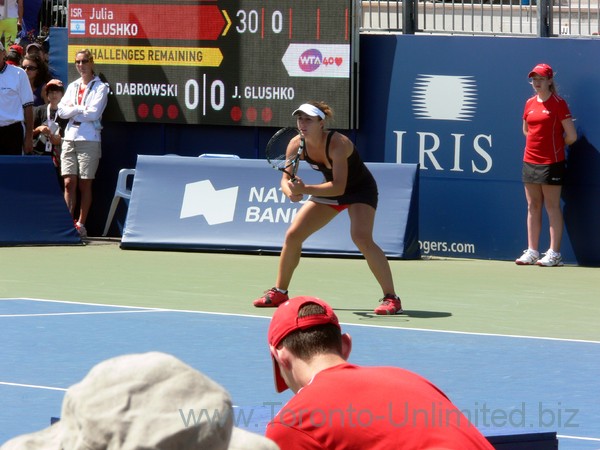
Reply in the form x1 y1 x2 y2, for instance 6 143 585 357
70 20 86 35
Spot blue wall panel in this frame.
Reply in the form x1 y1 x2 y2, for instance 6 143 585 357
0 157 81 245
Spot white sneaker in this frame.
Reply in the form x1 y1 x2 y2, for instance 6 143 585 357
536 250 563 267
515 249 539 265
75 222 88 238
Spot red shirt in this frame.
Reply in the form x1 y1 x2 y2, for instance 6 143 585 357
266 363 494 449
522 94 572 165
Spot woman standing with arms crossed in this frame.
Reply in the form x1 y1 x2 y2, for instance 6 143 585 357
253 101 403 315
515 64 577 267
58 49 109 238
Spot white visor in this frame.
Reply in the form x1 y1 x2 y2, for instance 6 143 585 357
292 103 325 120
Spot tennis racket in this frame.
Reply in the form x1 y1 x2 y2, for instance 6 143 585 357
266 127 305 181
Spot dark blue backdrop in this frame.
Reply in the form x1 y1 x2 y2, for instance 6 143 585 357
0 157 80 245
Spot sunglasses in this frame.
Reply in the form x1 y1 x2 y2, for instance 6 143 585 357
23 66 38 71
75 59 90 65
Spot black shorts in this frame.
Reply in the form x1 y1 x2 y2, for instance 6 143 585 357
522 161 566 185
0 122 24 155
310 188 379 210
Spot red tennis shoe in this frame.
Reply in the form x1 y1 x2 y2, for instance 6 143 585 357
253 287 289 307
374 294 403 315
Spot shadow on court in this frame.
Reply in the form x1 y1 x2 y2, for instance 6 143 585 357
343 309 452 320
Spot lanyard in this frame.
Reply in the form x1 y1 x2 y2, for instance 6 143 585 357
45 104 59 153
46 104 57 124
74 79 97 107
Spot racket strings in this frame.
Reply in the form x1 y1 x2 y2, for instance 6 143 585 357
266 127 302 175
274 156 296 171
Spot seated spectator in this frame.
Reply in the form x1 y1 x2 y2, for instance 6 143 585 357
1 352 279 450
265 295 495 449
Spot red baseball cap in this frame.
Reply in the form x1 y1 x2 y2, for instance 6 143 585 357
268 296 340 392
43 79 65 96
10 44 24 55
528 63 553 79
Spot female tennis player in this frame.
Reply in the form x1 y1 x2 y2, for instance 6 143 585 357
253 101 403 315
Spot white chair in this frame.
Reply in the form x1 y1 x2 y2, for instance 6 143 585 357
102 168 135 236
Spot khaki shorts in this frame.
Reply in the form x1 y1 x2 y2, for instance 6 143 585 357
61 140 102 179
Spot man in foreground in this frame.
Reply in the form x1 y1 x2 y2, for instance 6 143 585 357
265 295 494 449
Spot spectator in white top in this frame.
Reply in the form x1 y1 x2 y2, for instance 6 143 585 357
0 41 34 155
58 49 109 238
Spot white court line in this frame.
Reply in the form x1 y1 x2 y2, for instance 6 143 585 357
0 297 156 310
2 297 599 345
0 310 167 318
0 382 66 392
558 434 600 442
0 297 165 318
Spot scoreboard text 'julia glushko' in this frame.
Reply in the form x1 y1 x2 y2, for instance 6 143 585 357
67 0 357 128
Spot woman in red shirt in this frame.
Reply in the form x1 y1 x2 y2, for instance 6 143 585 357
515 64 577 267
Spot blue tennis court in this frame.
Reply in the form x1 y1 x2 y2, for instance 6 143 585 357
1 298 599 448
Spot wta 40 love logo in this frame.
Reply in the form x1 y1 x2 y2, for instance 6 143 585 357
298 49 344 71
282 44 350 79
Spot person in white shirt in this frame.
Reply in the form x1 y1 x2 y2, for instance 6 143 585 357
58 49 109 238
0 41 34 155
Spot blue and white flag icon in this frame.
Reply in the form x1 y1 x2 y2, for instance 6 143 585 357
70 20 86 35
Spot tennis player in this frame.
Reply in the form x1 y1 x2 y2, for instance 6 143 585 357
264 296 495 449
253 101 403 315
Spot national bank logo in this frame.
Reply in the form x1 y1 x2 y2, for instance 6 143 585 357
412 75 477 121
180 180 238 225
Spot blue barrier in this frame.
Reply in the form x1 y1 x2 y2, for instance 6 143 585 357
121 156 419 259
0 157 81 245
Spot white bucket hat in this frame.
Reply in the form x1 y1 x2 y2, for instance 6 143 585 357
1 352 278 450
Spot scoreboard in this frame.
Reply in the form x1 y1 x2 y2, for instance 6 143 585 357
67 0 357 128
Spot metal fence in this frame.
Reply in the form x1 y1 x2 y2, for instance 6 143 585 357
39 0 68 32
361 0 600 36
